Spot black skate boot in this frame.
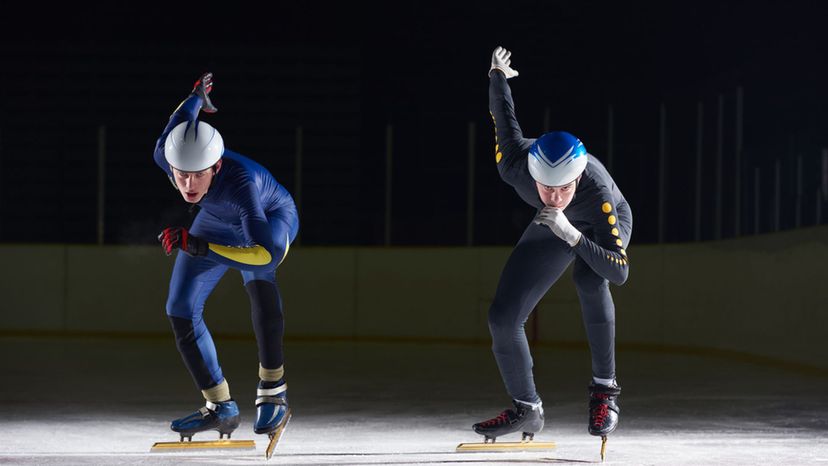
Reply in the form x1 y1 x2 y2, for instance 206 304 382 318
588 382 620 436
588 382 620 461
473 399 544 443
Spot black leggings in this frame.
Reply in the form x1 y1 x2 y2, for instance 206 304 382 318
488 218 629 403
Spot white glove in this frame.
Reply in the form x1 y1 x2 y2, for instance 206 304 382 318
534 207 582 247
489 46 519 79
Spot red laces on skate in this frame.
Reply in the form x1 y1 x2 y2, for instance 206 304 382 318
591 404 609 427
480 410 511 427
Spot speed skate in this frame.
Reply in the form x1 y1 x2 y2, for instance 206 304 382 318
461 400 555 452
149 413 290 459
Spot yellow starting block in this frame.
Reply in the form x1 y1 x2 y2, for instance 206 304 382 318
456 439 556 452
150 439 256 452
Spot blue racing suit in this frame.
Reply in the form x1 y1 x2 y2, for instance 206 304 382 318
154 93 298 391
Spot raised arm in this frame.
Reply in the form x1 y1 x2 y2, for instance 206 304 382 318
488 47 534 186
153 73 218 177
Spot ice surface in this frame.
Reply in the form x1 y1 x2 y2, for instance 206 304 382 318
1 337 826 465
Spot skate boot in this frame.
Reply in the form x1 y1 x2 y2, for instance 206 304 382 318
255 380 292 458
170 399 240 441
472 399 544 443
588 382 621 461
588 382 620 436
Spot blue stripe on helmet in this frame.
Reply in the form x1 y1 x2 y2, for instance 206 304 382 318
535 144 576 168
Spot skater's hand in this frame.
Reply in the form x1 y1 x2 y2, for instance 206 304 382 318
192 72 218 114
157 227 209 257
534 207 582 247
490 46 519 79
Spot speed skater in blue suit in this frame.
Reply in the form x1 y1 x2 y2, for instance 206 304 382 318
154 73 295 445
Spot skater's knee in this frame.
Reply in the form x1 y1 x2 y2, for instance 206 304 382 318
245 280 282 311
166 292 195 319
488 302 524 338
583 295 616 325
167 315 211 350
167 314 195 339
610 267 629 286
242 271 277 286
585 312 615 326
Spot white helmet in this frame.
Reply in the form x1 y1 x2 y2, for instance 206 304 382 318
528 131 588 187
164 120 224 172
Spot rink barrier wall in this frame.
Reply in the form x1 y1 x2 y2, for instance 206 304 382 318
0 226 825 372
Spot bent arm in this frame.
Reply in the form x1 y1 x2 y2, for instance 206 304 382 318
572 200 631 285
573 236 629 285
204 218 277 272
204 184 280 272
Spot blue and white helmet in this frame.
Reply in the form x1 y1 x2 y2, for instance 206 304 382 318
164 120 224 172
528 131 588 187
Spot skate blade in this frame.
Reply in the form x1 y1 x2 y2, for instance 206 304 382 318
265 408 292 459
456 440 556 452
150 439 256 452
600 435 607 462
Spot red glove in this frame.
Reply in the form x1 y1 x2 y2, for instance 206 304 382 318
158 227 208 257
192 72 218 114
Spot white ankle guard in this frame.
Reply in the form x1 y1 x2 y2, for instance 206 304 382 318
515 398 543 410
593 377 618 388
256 383 287 406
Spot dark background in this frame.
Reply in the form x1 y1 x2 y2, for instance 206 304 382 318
0 1 825 246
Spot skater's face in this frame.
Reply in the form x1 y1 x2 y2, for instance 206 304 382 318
536 177 579 209
172 160 222 204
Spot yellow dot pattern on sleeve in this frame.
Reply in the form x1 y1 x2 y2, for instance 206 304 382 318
602 202 612 213
491 112 501 163
600 201 626 265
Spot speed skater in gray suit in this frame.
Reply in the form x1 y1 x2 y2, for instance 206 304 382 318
472 47 632 452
